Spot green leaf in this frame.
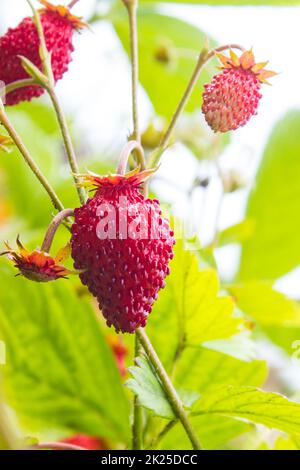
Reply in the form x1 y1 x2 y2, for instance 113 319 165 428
113 10 216 119
174 348 267 393
147 241 243 371
273 435 300 450
193 385 300 435
126 356 198 419
202 331 257 361
218 219 256 248
239 111 300 281
0 266 130 443
229 281 300 326
157 416 252 450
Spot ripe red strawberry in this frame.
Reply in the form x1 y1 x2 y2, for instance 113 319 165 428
202 50 276 133
71 170 175 334
0 0 85 106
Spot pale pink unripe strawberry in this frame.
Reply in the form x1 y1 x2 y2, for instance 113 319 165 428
202 50 276 133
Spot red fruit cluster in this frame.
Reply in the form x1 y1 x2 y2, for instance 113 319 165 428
71 171 175 334
202 49 276 133
0 1 85 106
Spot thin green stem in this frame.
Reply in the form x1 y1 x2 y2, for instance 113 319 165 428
32 442 86 451
117 140 146 174
41 209 74 253
47 87 87 205
27 0 54 84
27 0 86 205
136 328 201 450
2 79 38 99
124 0 140 142
147 420 176 450
150 43 245 167
132 335 144 450
0 107 64 213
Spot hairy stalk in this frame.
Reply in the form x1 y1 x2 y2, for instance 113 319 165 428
1 79 38 99
28 0 87 205
124 0 140 142
68 0 81 8
0 107 64 212
132 335 144 450
117 140 146 174
47 88 87 205
150 43 245 167
32 442 86 451
148 420 176 450
41 209 74 253
136 328 201 450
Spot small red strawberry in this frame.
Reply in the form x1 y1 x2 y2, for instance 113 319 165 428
0 0 86 106
202 49 276 133
1 236 72 282
71 169 175 334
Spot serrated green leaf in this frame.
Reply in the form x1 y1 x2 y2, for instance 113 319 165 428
193 385 300 435
229 281 300 326
113 10 216 119
126 356 199 419
157 415 252 450
202 331 257 361
239 111 300 281
174 348 267 393
147 241 243 371
0 266 130 443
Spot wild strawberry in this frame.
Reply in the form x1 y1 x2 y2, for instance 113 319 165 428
202 50 276 132
0 0 86 106
71 169 175 334
1 237 72 282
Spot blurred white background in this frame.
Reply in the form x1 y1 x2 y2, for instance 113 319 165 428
1 0 300 295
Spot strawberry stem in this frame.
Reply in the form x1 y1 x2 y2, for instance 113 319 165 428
150 43 246 167
0 105 65 213
68 0 81 8
47 87 87 205
117 140 146 175
123 0 140 143
41 209 74 253
28 0 87 206
136 328 202 450
132 335 144 450
2 78 39 98
32 442 86 451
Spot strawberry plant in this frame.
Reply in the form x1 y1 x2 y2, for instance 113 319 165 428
0 0 299 452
